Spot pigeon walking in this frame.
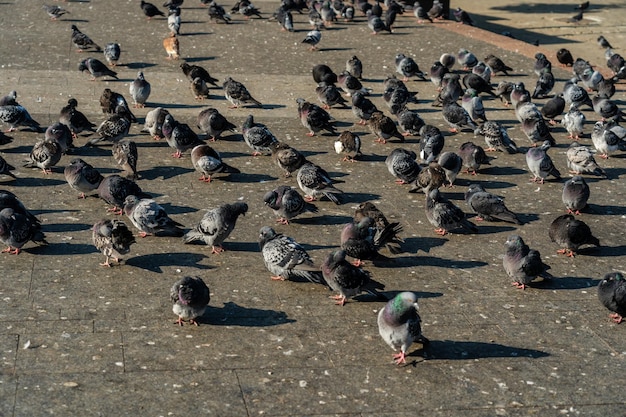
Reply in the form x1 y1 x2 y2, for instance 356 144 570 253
183 202 248 253
549 214 599 257
264 185 318 225
92 218 135 267
503 235 552 290
322 250 385 306
190 144 240 183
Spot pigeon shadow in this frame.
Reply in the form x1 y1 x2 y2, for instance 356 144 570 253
125 252 211 273
71 146 112 157
7 177 66 187
121 62 158 70
586 203 626 216
42 223 92 233
293 214 353 226
318 47 353 52
469 179 518 190
359 153 387 163
474 224 518 234
479 166 527 176
60 18 90 23
2 145 31 154
340 192 382 204
516 213 540 224
225 172 277 183
146 102 206 109
414 255 488 269
216 241 260 252
179 32 213 36
423 340 550 361
28 243 98 256
258 104 287 110
402 236 447 254
592 245 626 257
140 166 195 180
383 290 444 300
159 203 198 215
201 302 295 327
535 276 601 290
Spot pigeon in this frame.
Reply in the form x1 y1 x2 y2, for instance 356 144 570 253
0 105 41 132
0 208 47 255
123 195 184 238
103 43 121 66
441 99 477 133
264 185 318 225
366 10 390 34
270 141 306 177
161 114 203 158
462 73 496 97
556 48 574 67
474 121 518 153
180 63 219 87
581 68 604 92
563 78 592 109
395 54 425 81
223 77 262 108
44 122 74 154
25 139 62 175
89 106 132 145
461 88 487 124
353 202 403 254
427 0 444 19
532 68 555 99
597 272 626 324
64 158 104 199
258 226 325 283
383 2 402 31
377 292 428 365
458 141 490 175
606 50 625 74
334 131 362 162
112 140 139 180
59 98 96 138
465 184 521 224
312 64 338 84
484 54 513 75
453 7 474 25
190 77 207 99
97 174 148 215
142 107 170 140
458 48 478 70
207 0 231 22
503 235 552 290
296 98 336 136
322 250 385 306
346 56 363 79
574 57 593 80
302 26 322 51
274 6 294 31
190 143 240 183
473 61 492 82
92 218 135 267
368 111 404 144
341 3 355 21
410 162 446 194
163 33 180 60
385 148 420 184
70 25 101 52
337 70 369 96
562 175 590 215
526 141 561 184
170 276 210 326
0 156 16 179
541 94 566 125
241 114 278 156
197 107 236 141
439 53 456 70
383 86 418 116
566 142 607 177
533 53 552 76
425 188 478 235
128 71 151 109
591 120 626 159
414 2 433 23
182 202 248 253
168 6 182 34
78 58 118 80
340 217 400 265
396 107 425 137
141 0 165 18
437 151 463 187
520 112 556 147
429 61 449 89
297 161 343 204
561 105 585 139
549 214 599 257
43 4 69 20
0 91 18 106
0 191 41 232
597 35 613 49
597 78 617 99
351 91 378 125
592 94 623 121
235 0 262 19
495 81 514 106
99 89 135 118
315 82 348 109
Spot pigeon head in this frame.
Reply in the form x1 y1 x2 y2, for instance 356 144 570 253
505 234 525 251
229 202 248 216
384 292 419 324
258 226 278 248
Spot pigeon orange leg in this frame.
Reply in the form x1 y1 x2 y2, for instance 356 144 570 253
306 131 315 137
609 313 623 324
393 351 407 365
2 246 20 255
329 295 347 306
276 218 289 225
211 246 224 254
171 151 183 158
351 259 364 267
374 138 387 144
434 228 447 236
512 281 526 290
270 275 285 281
175 317 185 326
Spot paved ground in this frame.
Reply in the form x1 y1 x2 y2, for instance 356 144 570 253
0 0 625 416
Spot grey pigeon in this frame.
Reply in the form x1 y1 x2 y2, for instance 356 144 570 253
457 48 478 70
59 98 96 138
346 55 363 79
437 151 462 187
597 272 626 324
322 250 385 306
442 99 477 133
242 114 278 155
112 139 139 180
561 105 585 139
258 226 325 283
129 71 151 108
207 0 231 23
270 142 306 177
351 91 378 125
0 208 47 255
103 43 121 66
474 121 517 153
0 91 18 106
70 24 101 52
459 141 490 175
503 235 552 290
190 143 240 183
396 107 425 137
64 158 104 199
334 131 362 162
296 98 336 136
92 218 135 267
44 122 74 154
439 53 456 70
541 94 566 125
97 174 148 215
425 188 478 235
526 141 561 184
383 86 418 115
461 88 487 123
532 68 555 99
366 10 390 34
520 111 556 147
141 0 165 18
43 4 70 20
78 58 118 80
472 61 492 83
453 7 474 25
302 26 322 50
338 70 370 96
353 201 403 254
297 161 343 204
563 78 592 109
566 142 607 177
592 94 623 121
562 175 590 215
191 77 210 100
170 276 210 326
168 6 181 34
429 61 448 88
465 183 521 224
367 111 404 143
418 125 444 163
142 107 170 140
25 139 62 174
197 107 236 141
395 53 425 81
182 202 248 253
581 68 604 92
591 120 626 159
274 6 293 31
427 0 444 19
385 148 420 184
89 106 132 145
315 82 348 109
180 62 219 86
414 2 433 23
162 114 203 158
462 73 496 97
123 195 184 237
484 54 513 75
223 77 262 108
0 105 41 132
495 81 514 106
263 185 317 225
0 190 41 232
533 53 552 76
549 214 599 257
0 156 16 179
377 292 428 365
340 217 400 265
510 82 531 109
410 162 446 194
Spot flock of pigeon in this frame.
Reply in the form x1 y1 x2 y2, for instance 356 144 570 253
1 0 625 365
